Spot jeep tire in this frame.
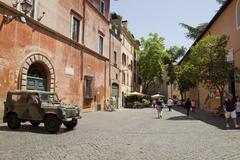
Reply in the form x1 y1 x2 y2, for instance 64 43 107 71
44 115 61 133
31 122 40 127
7 113 21 129
63 119 78 129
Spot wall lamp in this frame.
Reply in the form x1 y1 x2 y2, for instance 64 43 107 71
4 0 33 24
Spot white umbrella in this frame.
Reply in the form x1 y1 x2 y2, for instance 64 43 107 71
126 91 144 96
151 94 165 99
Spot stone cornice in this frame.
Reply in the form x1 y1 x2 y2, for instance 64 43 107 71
122 27 139 48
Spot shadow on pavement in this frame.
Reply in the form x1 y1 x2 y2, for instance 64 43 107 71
0 123 74 134
169 106 239 130
167 116 196 121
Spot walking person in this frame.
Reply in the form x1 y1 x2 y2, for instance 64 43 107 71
167 98 174 111
185 98 192 117
191 99 196 113
223 95 239 128
156 99 163 119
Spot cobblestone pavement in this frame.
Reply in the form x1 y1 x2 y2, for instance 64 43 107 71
0 107 240 160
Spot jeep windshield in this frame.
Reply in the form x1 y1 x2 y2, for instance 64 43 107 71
39 93 60 104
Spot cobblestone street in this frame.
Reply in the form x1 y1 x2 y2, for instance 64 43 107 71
0 107 240 160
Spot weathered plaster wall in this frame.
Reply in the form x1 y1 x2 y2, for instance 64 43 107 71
84 2 110 58
110 32 122 107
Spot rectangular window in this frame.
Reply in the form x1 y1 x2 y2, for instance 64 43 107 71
71 16 81 42
100 0 105 15
30 0 35 18
134 73 137 83
130 60 133 70
85 76 94 99
99 35 104 55
122 72 125 85
11 93 27 103
127 73 129 86
114 51 117 67
19 0 35 18
122 53 126 66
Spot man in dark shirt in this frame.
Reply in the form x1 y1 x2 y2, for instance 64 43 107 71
223 95 239 128
185 98 192 117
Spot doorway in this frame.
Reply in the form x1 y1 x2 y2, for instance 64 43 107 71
27 63 49 91
112 83 119 108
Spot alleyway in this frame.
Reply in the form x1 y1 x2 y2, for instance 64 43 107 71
0 107 240 160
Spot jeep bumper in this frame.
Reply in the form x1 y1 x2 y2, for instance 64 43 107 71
63 115 81 122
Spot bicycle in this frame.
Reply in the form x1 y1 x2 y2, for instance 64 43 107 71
104 99 114 112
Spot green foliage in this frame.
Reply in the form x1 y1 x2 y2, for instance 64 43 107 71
110 12 122 20
177 62 198 94
179 23 208 40
166 46 186 62
166 46 186 85
142 98 151 105
216 0 227 5
191 35 231 88
139 33 168 93
111 23 120 32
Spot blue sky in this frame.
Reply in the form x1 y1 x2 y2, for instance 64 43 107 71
111 0 221 49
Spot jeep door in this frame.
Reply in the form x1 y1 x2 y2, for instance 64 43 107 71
26 93 44 121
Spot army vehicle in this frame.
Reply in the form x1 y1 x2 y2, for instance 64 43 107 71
3 90 81 133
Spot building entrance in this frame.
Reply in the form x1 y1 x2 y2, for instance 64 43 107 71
27 63 48 91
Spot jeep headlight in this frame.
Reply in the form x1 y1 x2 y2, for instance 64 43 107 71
75 108 79 114
74 105 80 113
61 108 66 116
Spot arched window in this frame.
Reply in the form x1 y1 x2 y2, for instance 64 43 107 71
236 0 240 29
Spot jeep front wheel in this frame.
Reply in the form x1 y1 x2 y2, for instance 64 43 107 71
63 120 78 129
44 115 61 133
7 113 21 129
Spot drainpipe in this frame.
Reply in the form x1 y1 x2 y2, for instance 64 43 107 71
104 60 107 108
81 0 86 80
80 0 86 110
109 32 112 86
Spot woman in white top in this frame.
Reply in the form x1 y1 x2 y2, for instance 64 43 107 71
167 98 174 111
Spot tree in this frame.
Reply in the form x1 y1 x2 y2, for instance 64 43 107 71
216 0 227 5
139 33 168 93
177 62 198 100
191 35 239 107
179 23 208 40
179 0 226 40
166 46 186 97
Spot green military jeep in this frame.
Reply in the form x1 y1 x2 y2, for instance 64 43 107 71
3 90 81 133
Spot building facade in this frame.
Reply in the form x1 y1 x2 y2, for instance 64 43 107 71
120 21 140 107
109 27 122 108
110 15 140 108
180 0 240 111
0 0 112 120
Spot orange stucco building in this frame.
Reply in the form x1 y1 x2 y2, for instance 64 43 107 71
180 0 240 112
0 0 112 119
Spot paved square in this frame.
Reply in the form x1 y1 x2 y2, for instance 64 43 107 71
0 107 240 160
